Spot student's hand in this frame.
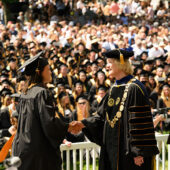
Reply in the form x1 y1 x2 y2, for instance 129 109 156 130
8 125 17 135
63 139 72 147
68 121 85 134
134 156 144 166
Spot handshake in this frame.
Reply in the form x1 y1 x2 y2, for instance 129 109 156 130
68 121 85 134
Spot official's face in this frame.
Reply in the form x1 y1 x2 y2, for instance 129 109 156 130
106 58 119 78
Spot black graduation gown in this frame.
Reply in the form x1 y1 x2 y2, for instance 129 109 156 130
13 85 69 170
82 76 159 170
0 107 11 138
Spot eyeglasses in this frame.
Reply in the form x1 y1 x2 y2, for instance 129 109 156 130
78 102 86 105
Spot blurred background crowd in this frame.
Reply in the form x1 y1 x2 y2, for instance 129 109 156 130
0 0 170 146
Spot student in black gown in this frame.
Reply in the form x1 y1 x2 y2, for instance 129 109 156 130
71 49 159 170
12 51 76 170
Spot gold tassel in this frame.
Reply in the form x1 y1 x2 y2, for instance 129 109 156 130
120 53 125 65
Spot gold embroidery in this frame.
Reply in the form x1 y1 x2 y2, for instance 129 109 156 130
108 98 115 107
106 78 136 128
116 97 120 105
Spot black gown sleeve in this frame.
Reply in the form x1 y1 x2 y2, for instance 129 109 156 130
127 82 159 157
81 93 108 146
37 89 69 149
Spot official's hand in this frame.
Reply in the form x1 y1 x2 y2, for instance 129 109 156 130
68 121 85 134
134 156 144 166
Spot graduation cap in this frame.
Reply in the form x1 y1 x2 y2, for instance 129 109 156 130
166 72 170 78
148 73 155 79
91 61 98 66
11 93 21 102
50 55 58 60
74 80 83 87
157 77 166 84
11 93 21 98
8 57 16 63
95 69 106 77
39 42 47 47
58 92 67 100
0 73 9 79
78 70 86 75
102 49 134 64
18 51 48 76
98 85 107 92
24 54 30 61
156 65 164 69
84 61 91 67
56 78 65 87
1 68 10 74
140 51 148 57
162 83 170 89
132 61 143 67
144 58 154 65
7 45 15 51
140 70 149 77
1 79 11 86
76 94 88 102
155 55 166 62
0 88 12 97
59 63 68 69
59 47 66 54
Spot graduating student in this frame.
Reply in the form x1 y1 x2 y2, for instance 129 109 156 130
72 49 159 170
12 51 75 170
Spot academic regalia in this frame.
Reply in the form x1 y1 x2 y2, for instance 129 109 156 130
13 85 68 170
13 51 69 170
82 75 159 170
0 107 11 138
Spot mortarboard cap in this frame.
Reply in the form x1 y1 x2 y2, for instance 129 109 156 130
18 51 48 76
0 88 12 97
96 69 105 77
91 61 98 66
157 65 164 69
76 94 88 102
78 70 86 75
7 45 15 51
98 85 107 92
8 57 16 63
11 93 21 98
140 70 149 77
1 79 11 86
102 49 134 64
0 73 9 79
56 78 65 87
58 92 67 100
144 58 154 65
39 42 47 47
157 77 166 83
74 80 83 86
148 73 155 78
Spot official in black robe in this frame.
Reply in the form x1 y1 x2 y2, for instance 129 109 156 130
12 51 74 170
75 49 159 170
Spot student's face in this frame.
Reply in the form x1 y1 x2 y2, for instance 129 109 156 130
41 65 52 83
163 87 169 96
79 73 86 82
106 58 119 78
77 99 87 109
98 90 106 98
